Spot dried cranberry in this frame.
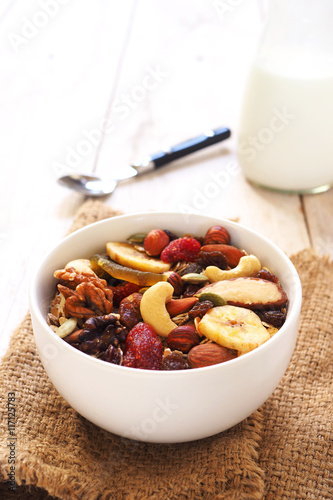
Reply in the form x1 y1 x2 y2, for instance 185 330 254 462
160 237 201 263
123 322 163 370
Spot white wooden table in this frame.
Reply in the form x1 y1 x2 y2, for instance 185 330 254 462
1 0 332 359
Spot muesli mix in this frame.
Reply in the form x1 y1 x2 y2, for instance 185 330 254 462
47 225 288 370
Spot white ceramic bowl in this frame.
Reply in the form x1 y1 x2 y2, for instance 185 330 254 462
30 212 302 443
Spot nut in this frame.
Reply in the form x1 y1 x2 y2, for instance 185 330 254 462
140 281 177 337
166 272 183 295
64 281 113 319
55 317 77 338
181 273 209 284
143 229 170 256
203 254 261 282
187 342 237 368
65 259 97 276
166 297 198 317
203 225 230 245
166 325 200 353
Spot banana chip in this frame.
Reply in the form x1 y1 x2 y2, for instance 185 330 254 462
197 305 270 354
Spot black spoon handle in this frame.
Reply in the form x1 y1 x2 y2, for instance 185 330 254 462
148 127 231 168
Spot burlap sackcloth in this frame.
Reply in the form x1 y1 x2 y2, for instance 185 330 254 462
0 200 331 500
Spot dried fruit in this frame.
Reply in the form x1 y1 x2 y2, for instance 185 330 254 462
123 323 163 370
183 284 202 297
93 255 168 287
255 268 280 283
188 300 214 319
196 250 228 270
144 229 170 256
118 293 143 330
200 244 245 268
161 352 188 370
203 225 231 245
166 325 200 353
198 277 288 309
188 342 237 368
111 282 140 307
106 241 171 273
204 255 261 282
197 305 270 354
160 237 201 263
257 309 286 328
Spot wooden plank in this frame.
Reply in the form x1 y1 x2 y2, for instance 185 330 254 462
95 0 310 256
0 0 136 358
302 190 333 257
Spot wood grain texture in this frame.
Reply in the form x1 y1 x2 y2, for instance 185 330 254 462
0 0 331 359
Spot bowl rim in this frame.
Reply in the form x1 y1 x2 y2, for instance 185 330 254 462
29 211 302 377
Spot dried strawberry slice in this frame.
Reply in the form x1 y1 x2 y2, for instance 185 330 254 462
160 237 201 263
123 322 163 370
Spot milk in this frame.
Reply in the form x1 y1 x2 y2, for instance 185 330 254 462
237 61 333 192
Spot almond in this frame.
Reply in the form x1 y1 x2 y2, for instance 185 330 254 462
187 342 237 368
166 297 198 317
166 325 200 353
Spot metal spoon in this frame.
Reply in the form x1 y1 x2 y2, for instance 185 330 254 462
58 126 231 197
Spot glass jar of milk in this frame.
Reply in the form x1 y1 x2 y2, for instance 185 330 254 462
237 0 333 193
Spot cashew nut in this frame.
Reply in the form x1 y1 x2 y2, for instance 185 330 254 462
140 281 177 337
65 258 96 276
203 254 261 282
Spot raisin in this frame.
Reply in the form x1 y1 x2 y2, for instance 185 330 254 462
177 262 203 276
161 352 188 370
183 284 202 297
188 300 214 319
196 250 228 269
257 309 286 328
256 269 279 283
